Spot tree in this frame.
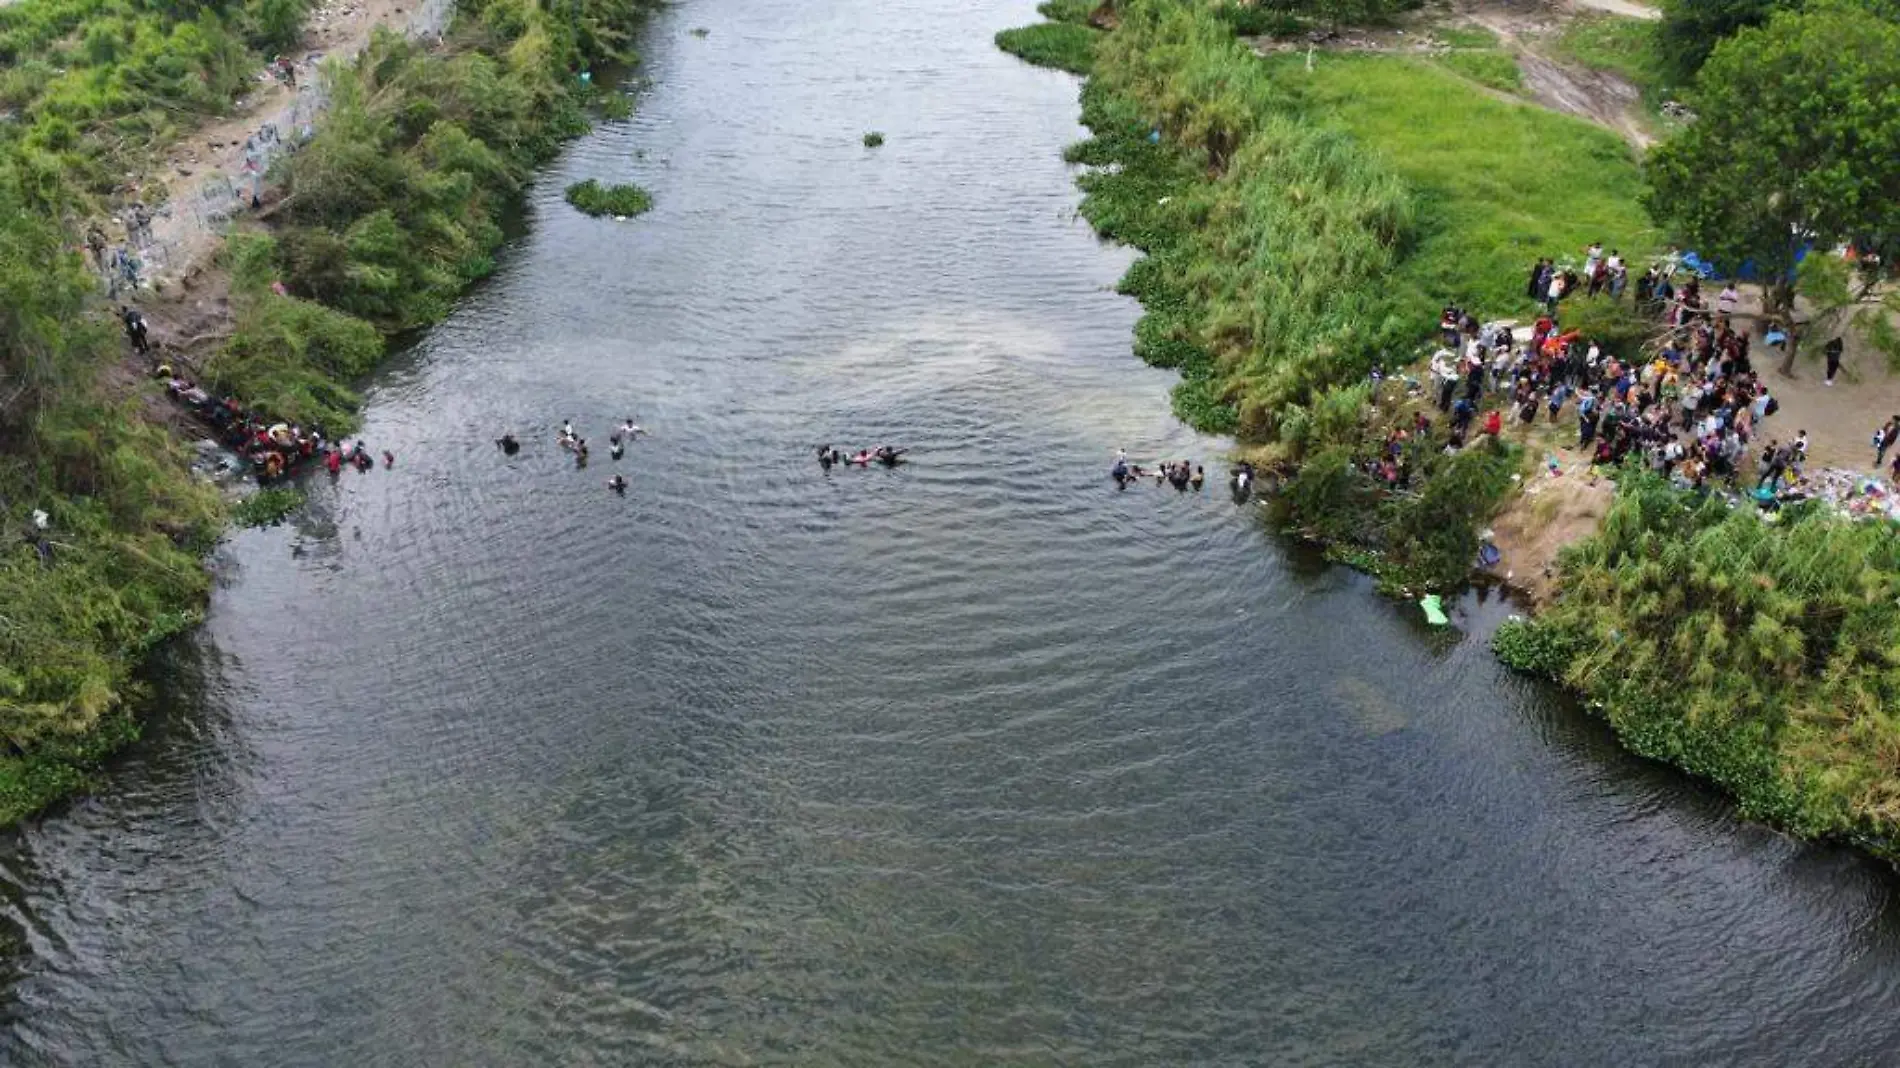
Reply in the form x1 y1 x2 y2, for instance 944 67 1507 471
1655 0 1783 81
1787 252 1900 376
1644 2 1900 374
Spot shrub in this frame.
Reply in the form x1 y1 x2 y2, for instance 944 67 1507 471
564 178 653 217
995 22 1097 74
232 487 304 527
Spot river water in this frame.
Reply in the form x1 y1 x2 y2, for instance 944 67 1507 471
7 0 1900 1064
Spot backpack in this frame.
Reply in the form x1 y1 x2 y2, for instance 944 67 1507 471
1764 396 1779 417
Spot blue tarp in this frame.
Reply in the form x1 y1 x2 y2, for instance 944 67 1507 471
1678 244 1812 283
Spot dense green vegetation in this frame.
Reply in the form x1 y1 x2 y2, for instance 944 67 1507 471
995 21 1098 73
1654 0 1900 80
0 0 238 816
1498 473 1900 852
1053 3 1655 443
564 178 653 217
1654 0 1782 81
0 0 316 197
861 131 884 147
0 0 655 823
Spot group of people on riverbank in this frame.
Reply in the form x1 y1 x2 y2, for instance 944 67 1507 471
160 371 390 481
1427 277 1808 500
1426 251 1900 523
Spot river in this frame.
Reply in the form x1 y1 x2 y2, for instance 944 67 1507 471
7 0 1900 1063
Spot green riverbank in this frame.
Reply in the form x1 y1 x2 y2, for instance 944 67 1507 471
0 0 658 824
1004 0 1650 588
1002 0 1900 859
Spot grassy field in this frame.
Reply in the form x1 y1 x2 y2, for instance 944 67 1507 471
1275 51 1661 317
1433 47 1524 94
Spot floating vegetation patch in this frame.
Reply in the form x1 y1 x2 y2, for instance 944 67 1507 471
565 179 655 218
232 487 304 528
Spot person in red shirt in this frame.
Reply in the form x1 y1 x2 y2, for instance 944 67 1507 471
1483 409 1502 437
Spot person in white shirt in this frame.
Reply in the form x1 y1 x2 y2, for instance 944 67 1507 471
1430 348 1458 411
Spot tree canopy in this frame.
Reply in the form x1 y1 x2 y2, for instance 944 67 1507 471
1644 1 1900 313
1654 0 1783 81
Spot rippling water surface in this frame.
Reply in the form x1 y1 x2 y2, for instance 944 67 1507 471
8 0 1900 1063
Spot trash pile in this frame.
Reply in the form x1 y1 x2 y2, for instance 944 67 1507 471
1793 467 1900 522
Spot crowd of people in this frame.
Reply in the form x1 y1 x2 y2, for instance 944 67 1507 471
1381 241 1900 508
1109 450 1213 491
160 369 390 481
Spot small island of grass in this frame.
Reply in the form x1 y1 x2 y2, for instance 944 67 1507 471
564 179 653 218
862 131 885 147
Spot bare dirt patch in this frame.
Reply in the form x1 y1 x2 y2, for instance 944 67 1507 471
1485 450 1613 604
1453 0 1655 150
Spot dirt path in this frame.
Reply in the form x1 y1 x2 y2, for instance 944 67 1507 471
1456 0 1655 151
1572 0 1658 19
125 0 453 294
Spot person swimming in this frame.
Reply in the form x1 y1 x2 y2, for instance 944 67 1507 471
1190 464 1204 489
874 446 907 467
608 474 628 494
562 419 575 439
498 433 520 455
622 419 645 440
610 441 625 461
850 450 873 466
382 450 395 469
817 444 836 468
1111 457 1129 486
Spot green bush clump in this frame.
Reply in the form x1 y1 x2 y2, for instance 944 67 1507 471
1037 0 1096 25
995 23 1098 74
232 487 305 527
599 91 634 120
1073 4 1422 436
208 292 380 432
861 131 885 147
1531 471 1900 850
1492 617 1581 676
564 178 654 217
